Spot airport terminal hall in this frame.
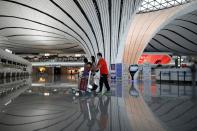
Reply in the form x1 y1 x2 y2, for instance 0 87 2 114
0 0 197 131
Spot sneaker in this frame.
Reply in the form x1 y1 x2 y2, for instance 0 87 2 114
91 84 98 91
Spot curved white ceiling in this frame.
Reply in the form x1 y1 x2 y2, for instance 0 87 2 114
123 0 197 64
0 0 195 65
145 10 197 55
0 0 142 64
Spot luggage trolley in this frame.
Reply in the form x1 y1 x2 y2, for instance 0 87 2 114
72 71 94 97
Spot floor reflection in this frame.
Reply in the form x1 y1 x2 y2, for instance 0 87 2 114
32 75 79 89
0 75 196 131
32 74 78 84
0 76 131 131
76 96 111 131
136 80 197 131
138 80 196 98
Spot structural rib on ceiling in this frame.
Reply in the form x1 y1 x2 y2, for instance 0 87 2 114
50 0 97 55
0 15 88 54
0 0 143 64
0 27 68 37
0 0 92 55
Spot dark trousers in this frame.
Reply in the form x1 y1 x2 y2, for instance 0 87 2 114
99 74 110 92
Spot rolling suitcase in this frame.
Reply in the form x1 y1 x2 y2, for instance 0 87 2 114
79 77 88 91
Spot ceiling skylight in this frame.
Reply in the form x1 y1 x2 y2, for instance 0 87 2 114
138 0 192 13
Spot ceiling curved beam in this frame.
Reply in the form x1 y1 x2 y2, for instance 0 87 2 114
5 34 70 40
0 44 83 54
50 0 97 55
62 0 100 53
161 29 197 46
59 45 79 50
0 0 145 64
0 41 78 50
0 39 79 51
175 19 197 26
168 24 197 35
92 0 105 57
147 43 161 52
108 0 112 64
0 0 93 55
0 15 90 55
0 27 69 37
157 33 197 53
152 38 182 53
116 0 124 55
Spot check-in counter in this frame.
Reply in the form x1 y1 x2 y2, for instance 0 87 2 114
155 68 197 82
0 48 31 78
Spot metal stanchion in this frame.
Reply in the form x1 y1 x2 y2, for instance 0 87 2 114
160 71 162 85
160 71 162 95
191 63 196 99
177 71 180 96
169 71 171 82
184 71 186 95
169 71 172 93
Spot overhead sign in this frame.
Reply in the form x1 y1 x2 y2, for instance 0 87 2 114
138 54 171 65
110 64 116 79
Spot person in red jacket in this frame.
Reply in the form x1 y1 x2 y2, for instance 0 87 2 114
96 52 110 93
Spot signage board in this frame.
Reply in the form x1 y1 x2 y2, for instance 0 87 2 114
116 63 122 79
110 64 116 79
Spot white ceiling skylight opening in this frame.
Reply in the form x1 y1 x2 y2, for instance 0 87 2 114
138 0 193 13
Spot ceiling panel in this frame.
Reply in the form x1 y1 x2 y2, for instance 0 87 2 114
0 0 142 64
145 10 197 55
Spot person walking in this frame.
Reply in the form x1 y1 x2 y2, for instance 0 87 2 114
79 57 91 91
96 53 110 94
82 57 89 77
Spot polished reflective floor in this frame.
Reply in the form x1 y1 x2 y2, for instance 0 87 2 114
0 75 196 131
